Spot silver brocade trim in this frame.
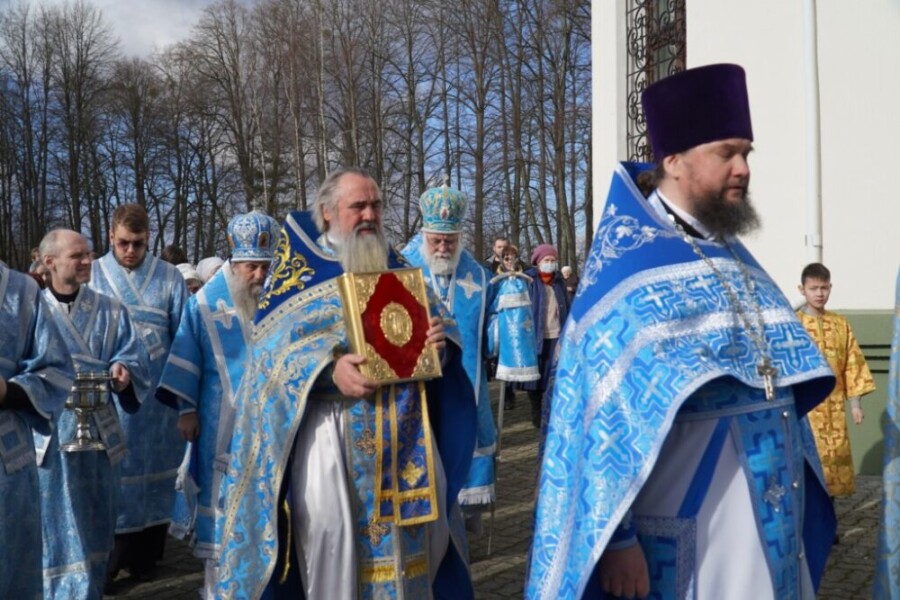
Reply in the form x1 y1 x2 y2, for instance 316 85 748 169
497 292 531 310
670 218 776 384
495 365 540 382
581 308 795 426
569 256 780 346
543 307 831 599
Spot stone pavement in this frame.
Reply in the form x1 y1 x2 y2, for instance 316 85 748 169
107 384 882 598
819 475 880 599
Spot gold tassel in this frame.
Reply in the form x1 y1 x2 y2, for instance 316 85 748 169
279 499 292 583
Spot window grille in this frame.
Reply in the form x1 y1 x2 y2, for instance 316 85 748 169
625 0 687 162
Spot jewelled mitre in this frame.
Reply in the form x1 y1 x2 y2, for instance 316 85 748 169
419 181 467 234
227 210 280 262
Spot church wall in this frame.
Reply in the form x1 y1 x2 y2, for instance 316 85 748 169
594 0 900 310
593 0 900 474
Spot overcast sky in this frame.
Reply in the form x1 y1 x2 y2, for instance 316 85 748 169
36 0 214 57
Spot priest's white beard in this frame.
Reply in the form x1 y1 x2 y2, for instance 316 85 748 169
337 223 389 273
233 278 264 324
423 241 461 276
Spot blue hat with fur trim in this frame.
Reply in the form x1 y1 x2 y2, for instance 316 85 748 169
419 182 467 233
227 210 279 262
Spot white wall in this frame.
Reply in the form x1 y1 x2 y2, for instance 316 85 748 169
815 1 900 309
593 0 900 310
592 1 626 208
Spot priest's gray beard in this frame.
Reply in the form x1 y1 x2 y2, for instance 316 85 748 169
337 223 389 273
694 189 761 237
232 278 264 324
423 241 462 276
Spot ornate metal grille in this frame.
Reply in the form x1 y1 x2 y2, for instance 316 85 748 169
625 0 686 162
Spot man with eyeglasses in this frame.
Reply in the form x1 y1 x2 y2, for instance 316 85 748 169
90 203 188 587
37 228 150 598
403 182 499 531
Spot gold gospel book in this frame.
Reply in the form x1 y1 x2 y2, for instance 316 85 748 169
337 268 442 385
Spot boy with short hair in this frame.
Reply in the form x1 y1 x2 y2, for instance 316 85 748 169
797 262 876 497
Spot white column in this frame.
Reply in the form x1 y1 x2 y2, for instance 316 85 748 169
592 0 628 228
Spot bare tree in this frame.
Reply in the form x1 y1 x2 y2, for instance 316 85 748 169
44 0 118 235
0 2 56 262
0 0 592 271
191 0 258 204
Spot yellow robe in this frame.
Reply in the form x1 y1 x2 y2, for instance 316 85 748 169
797 309 876 496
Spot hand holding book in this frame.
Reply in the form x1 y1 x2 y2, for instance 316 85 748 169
425 316 446 351
331 353 379 398
333 315 446 397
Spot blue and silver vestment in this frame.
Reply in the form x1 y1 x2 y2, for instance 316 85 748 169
37 285 150 599
0 263 72 599
874 266 900 599
403 238 498 508
217 212 476 599
487 271 540 383
90 252 187 532
159 261 251 561
527 163 836 599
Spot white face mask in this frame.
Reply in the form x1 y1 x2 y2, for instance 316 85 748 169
539 261 558 274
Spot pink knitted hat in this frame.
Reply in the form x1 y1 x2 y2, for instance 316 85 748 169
530 244 558 266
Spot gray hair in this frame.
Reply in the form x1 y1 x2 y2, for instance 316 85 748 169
38 228 77 259
312 167 378 233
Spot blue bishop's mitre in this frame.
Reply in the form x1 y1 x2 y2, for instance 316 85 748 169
419 183 467 233
227 210 280 262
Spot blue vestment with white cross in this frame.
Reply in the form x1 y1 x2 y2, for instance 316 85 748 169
0 264 72 599
90 252 188 532
403 237 498 508
159 261 251 561
37 285 149 599
527 163 836 600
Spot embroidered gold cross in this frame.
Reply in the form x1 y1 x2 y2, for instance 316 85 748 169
401 461 425 486
362 517 390 546
355 428 377 456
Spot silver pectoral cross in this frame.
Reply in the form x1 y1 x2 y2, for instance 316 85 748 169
757 359 778 401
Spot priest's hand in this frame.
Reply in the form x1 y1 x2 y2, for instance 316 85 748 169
332 354 378 398
110 363 131 392
426 316 446 350
598 544 650 599
178 412 200 442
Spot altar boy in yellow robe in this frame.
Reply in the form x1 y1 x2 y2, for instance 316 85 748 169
797 262 876 497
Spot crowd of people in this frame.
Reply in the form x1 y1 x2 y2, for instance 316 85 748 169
0 61 895 600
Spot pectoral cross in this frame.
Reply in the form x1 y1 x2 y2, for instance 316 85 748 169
757 359 778 401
